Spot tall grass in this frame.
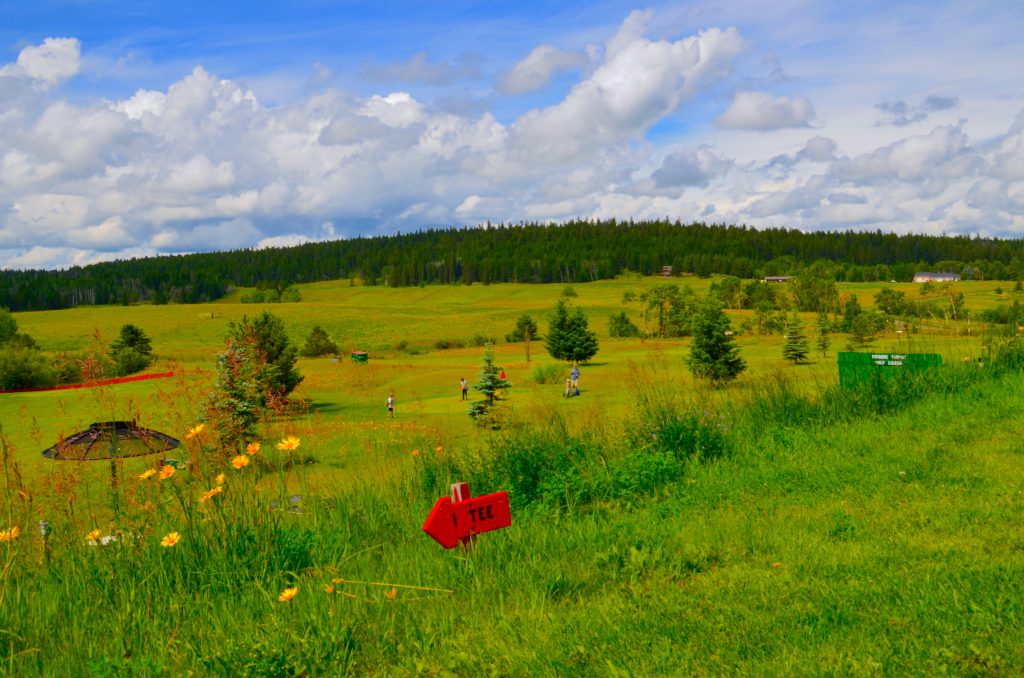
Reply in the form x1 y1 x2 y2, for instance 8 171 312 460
2 341 1024 674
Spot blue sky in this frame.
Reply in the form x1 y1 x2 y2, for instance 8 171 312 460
1 1 1023 268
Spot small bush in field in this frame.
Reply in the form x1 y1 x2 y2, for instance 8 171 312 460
434 339 465 350
631 407 729 462
530 363 563 384
471 334 495 347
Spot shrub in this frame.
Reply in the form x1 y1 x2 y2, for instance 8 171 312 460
608 311 641 338
530 363 563 384
630 407 729 463
434 339 465 350
299 326 338 357
471 334 496 347
0 346 57 390
112 348 154 377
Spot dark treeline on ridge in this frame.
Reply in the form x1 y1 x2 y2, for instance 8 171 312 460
3 219 1024 311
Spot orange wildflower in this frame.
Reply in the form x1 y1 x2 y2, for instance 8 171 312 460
158 464 175 480
385 588 397 600
86 529 101 541
435 446 443 453
276 436 300 451
324 584 335 594
0 526 20 542
160 532 181 547
231 455 249 470
245 441 261 455
186 423 205 440
215 473 226 485
199 486 224 503
278 587 298 602
411 449 419 456
138 468 157 480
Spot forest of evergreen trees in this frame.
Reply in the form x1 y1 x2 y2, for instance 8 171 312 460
3 219 1024 311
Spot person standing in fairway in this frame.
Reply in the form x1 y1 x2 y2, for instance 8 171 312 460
386 393 394 417
570 364 580 396
460 377 468 400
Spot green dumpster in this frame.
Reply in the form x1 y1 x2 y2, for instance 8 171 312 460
351 351 369 364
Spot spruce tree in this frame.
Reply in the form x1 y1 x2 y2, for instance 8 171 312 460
782 314 810 364
816 312 831 357
545 299 599 363
468 343 512 426
109 324 154 376
689 298 746 385
226 312 303 404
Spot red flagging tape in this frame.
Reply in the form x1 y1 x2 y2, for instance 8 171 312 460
0 371 175 394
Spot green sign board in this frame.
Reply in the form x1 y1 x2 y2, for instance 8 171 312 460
837 352 942 389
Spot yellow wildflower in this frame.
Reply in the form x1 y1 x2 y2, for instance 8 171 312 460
158 464 175 480
278 587 298 602
186 423 205 439
245 441 261 455
215 473 226 485
0 526 20 542
160 532 181 548
276 436 300 451
435 446 443 453
231 455 249 470
86 529 101 541
138 468 157 480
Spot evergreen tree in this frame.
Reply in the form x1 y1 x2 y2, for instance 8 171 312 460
0 307 16 344
816 312 832 357
300 325 339 357
845 314 875 351
468 343 512 426
689 298 746 385
109 324 154 376
545 299 600 363
782 314 810 364
226 312 303 406
204 340 263 451
841 296 863 332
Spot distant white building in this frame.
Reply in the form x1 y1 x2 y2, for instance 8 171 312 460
914 272 960 283
762 275 791 283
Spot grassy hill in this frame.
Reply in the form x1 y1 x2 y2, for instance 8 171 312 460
1 276 1022 675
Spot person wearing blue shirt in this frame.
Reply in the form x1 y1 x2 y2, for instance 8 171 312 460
570 365 580 396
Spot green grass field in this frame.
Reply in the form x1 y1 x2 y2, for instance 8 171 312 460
2 276 1023 675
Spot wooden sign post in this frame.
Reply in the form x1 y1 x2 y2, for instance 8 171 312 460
422 482 512 549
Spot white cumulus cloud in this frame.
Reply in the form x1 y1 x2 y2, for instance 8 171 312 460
716 91 815 130
0 38 80 87
498 45 589 94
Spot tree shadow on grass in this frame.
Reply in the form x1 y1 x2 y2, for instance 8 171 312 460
304 400 343 415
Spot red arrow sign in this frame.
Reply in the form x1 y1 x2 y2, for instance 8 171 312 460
422 490 512 549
